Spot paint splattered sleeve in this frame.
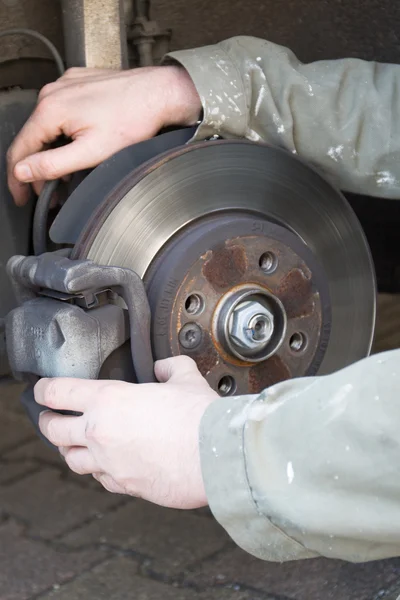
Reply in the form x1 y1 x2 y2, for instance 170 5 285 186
199 349 400 562
167 36 400 198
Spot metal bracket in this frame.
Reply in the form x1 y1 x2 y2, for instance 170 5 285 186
127 0 171 67
6 252 155 383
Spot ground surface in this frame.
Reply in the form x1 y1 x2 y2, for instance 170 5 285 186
0 295 399 600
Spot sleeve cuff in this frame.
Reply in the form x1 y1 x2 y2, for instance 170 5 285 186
199 394 317 562
165 44 248 141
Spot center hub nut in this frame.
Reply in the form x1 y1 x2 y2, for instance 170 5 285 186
214 285 287 363
229 301 274 351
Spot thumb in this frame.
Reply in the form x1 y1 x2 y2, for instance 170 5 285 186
14 137 103 183
155 355 204 385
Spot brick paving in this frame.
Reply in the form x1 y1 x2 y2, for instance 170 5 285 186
1 295 400 600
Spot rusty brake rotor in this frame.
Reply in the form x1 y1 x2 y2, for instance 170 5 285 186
69 138 376 395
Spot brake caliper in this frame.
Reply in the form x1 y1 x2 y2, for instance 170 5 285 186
5 251 155 434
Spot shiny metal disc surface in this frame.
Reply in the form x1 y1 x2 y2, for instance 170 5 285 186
74 139 376 375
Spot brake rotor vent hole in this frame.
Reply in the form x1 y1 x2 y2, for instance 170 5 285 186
218 375 236 397
185 293 204 316
259 252 278 274
290 332 307 352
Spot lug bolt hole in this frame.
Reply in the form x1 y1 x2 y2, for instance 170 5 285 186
185 293 205 316
218 375 236 397
259 252 278 274
289 332 307 352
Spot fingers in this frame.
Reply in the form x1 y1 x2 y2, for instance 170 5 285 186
9 179 32 207
39 412 88 447
63 447 100 475
93 473 127 495
7 65 165 205
7 103 63 205
34 377 103 412
13 138 104 185
32 180 45 196
155 356 218 397
155 355 202 384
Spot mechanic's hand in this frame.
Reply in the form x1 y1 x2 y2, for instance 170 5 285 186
35 356 217 509
8 66 201 206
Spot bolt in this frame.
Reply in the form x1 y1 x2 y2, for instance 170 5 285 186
229 300 274 353
247 313 272 342
178 323 203 350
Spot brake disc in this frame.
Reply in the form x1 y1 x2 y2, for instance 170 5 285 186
65 138 375 395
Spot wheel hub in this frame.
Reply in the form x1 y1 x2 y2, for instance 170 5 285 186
144 213 330 394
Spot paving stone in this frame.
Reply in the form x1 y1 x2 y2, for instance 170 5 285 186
199 591 269 600
186 548 400 600
0 468 124 539
377 585 400 600
0 383 27 416
3 438 63 466
0 399 35 454
4 439 110 488
39 557 267 600
61 498 231 575
0 518 108 600
0 459 38 485
189 506 214 518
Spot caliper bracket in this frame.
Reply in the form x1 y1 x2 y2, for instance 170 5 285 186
6 252 155 384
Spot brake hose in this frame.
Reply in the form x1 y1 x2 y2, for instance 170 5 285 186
32 180 59 255
0 28 64 77
0 28 66 255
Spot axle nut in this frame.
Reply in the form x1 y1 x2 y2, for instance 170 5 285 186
229 300 274 352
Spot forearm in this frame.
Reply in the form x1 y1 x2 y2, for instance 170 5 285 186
200 348 400 563
167 36 400 198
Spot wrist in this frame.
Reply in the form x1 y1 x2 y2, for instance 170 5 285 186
161 65 202 128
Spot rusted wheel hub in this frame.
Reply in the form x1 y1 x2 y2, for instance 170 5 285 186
145 213 330 395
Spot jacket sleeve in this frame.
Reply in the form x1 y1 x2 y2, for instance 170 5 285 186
199 348 400 563
166 36 400 199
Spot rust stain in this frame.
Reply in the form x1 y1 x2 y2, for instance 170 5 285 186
203 244 247 290
248 356 291 393
187 340 219 377
276 268 315 319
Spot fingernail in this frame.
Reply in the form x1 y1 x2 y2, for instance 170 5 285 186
38 409 51 420
15 163 33 182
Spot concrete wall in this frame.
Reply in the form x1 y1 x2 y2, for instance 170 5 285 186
0 0 63 62
0 0 399 68
152 0 400 64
